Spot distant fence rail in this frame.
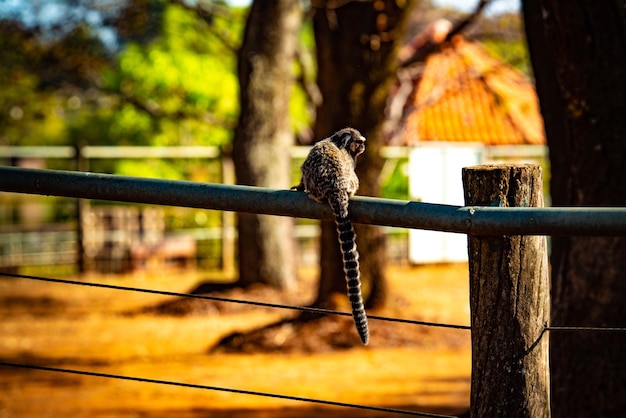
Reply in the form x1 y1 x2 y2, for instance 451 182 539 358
0 228 76 267
0 145 222 159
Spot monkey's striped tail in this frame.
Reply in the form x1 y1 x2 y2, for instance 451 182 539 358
332 203 369 345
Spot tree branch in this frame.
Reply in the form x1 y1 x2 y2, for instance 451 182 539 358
98 85 235 129
444 0 491 41
168 0 239 52
399 0 493 68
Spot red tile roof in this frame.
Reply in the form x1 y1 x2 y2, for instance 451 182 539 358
401 36 545 146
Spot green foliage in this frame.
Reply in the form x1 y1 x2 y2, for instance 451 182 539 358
381 159 409 200
0 1 316 155
470 11 532 77
0 2 244 151
103 4 241 148
289 82 312 134
290 19 316 134
482 38 532 76
0 26 74 145
0 82 69 146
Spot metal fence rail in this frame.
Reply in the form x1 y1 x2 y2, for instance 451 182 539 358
2 166 626 236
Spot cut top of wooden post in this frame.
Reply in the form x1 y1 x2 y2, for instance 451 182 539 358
462 164 544 210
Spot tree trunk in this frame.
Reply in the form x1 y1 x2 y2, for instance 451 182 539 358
523 1 626 416
312 0 414 309
232 0 301 289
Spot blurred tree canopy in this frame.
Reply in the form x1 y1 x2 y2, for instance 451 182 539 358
0 1 241 153
0 0 524 163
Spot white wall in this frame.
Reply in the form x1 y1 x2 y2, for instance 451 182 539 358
408 143 484 264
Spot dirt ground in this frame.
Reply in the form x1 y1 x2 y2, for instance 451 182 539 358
0 264 471 418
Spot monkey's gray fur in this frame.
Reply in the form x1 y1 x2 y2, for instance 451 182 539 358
294 127 369 345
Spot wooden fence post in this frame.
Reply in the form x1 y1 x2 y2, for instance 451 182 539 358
462 164 550 418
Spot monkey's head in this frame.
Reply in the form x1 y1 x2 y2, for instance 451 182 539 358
331 128 366 161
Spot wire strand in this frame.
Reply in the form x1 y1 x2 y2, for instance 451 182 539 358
0 272 472 331
4 271 626 335
546 325 626 333
0 361 458 418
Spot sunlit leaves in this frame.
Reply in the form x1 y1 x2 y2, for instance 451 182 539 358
1 1 314 155
106 3 240 147
482 38 531 76
0 21 94 146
